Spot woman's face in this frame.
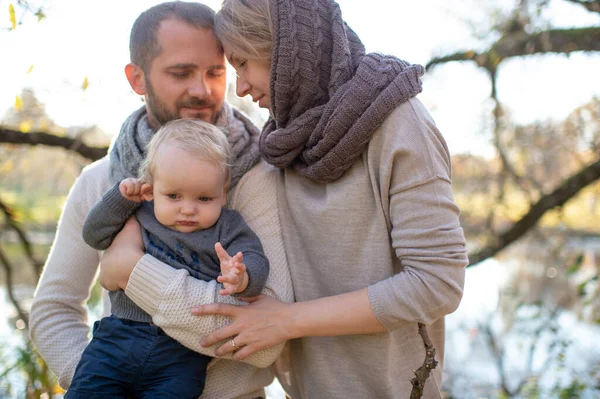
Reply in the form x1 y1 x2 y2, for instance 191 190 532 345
225 46 271 110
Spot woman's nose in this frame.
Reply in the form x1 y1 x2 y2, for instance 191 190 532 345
236 75 251 97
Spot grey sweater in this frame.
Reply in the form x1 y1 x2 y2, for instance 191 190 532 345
82 183 269 322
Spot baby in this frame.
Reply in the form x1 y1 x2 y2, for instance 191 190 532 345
66 119 269 398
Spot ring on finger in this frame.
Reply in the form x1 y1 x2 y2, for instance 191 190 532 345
231 337 240 350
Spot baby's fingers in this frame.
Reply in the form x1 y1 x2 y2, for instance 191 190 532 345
218 271 241 285
215 242 231 263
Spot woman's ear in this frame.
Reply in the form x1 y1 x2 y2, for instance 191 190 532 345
141 183 154 201
125 63 146 95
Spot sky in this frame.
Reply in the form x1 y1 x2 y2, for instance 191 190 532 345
1 0 599 157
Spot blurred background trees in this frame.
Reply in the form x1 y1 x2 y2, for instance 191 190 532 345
0 0 599 397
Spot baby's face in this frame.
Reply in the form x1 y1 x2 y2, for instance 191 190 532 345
151 143 227 233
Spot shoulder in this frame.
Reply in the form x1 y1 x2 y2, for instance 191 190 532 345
69 157 112 207
76 157 111 193
219 209 247 227
369 98 452 176
373 98 443 150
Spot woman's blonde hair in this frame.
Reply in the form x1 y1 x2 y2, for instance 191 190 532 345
139 119 231 184
215 0 273 60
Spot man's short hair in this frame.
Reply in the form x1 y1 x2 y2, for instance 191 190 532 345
130 1 219 73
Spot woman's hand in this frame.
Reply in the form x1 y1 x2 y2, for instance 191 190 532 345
193 295 295 360
98 216 144 291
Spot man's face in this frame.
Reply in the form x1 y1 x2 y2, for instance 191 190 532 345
144 19 227 128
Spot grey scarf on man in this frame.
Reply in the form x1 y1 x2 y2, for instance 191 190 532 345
109 102 261 189
260 0 425 182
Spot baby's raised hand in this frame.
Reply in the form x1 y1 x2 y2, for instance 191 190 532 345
119 178 152 203
215 242 249 295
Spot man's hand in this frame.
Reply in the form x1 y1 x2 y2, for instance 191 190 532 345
99 216 144 291
119 178 152 203
215 242 249 295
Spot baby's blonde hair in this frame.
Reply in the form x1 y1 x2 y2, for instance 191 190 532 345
139 119 231 184
215 0 273 61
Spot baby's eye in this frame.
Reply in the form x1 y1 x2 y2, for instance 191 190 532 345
198 197 211 202
167 194 178 199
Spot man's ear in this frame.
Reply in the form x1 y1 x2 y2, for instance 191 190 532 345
141 183 154 201
125 63 146 95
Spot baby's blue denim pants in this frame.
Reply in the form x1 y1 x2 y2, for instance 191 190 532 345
65 315 210 399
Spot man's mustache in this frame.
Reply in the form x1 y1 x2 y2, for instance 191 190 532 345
178 98 215 108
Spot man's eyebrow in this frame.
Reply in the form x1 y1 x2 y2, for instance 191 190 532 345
165 63 226 70
166 63 197 69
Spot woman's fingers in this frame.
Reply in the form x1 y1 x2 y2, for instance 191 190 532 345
192 302 237 317
198 322 241 348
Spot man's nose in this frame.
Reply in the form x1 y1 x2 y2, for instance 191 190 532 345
188 78 211 98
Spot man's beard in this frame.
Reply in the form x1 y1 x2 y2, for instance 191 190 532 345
144 78 217 128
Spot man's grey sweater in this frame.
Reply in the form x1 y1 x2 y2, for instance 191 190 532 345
82 183 269 322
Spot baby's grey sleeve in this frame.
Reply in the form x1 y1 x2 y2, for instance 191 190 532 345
222 211 270 297
82 183 141 250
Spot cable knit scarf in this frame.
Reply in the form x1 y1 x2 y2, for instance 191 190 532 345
109 103 261 189
260 0 425 182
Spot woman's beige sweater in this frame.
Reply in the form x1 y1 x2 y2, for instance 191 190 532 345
29 159 294 399
121 98 468 398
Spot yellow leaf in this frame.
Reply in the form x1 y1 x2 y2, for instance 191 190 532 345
81 76 89 91
36 10 46 22
26 64 34 74
19 121 32 133
15 95 22 111
9 4 16 30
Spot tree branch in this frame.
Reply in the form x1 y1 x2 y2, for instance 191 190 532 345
410 323 439 399
426 27 600 71
0 199 43 276
563 0 600 14
468 157 600 266
0 127 107 161
0 246 29 328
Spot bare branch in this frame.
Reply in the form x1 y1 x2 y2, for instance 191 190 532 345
0 246 29 328
468 157 600 266
563 0 600 14
0 199 43 276
0 127 107 161
410 323 439 398
426 27 600 71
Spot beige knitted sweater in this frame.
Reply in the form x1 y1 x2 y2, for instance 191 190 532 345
29 158 294 399
121 98 468 398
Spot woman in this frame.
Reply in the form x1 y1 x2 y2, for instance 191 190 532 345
101 0 468 397
199 0 468 397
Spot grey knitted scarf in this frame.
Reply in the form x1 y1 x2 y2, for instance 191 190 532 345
109 103 261 189
259 0 425 182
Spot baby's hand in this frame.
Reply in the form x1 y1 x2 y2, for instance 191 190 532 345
215 242 249 295
119 178 152 203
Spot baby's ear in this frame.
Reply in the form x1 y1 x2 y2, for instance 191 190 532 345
141 183 154 201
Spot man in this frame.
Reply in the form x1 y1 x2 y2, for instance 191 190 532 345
29 2 293 398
